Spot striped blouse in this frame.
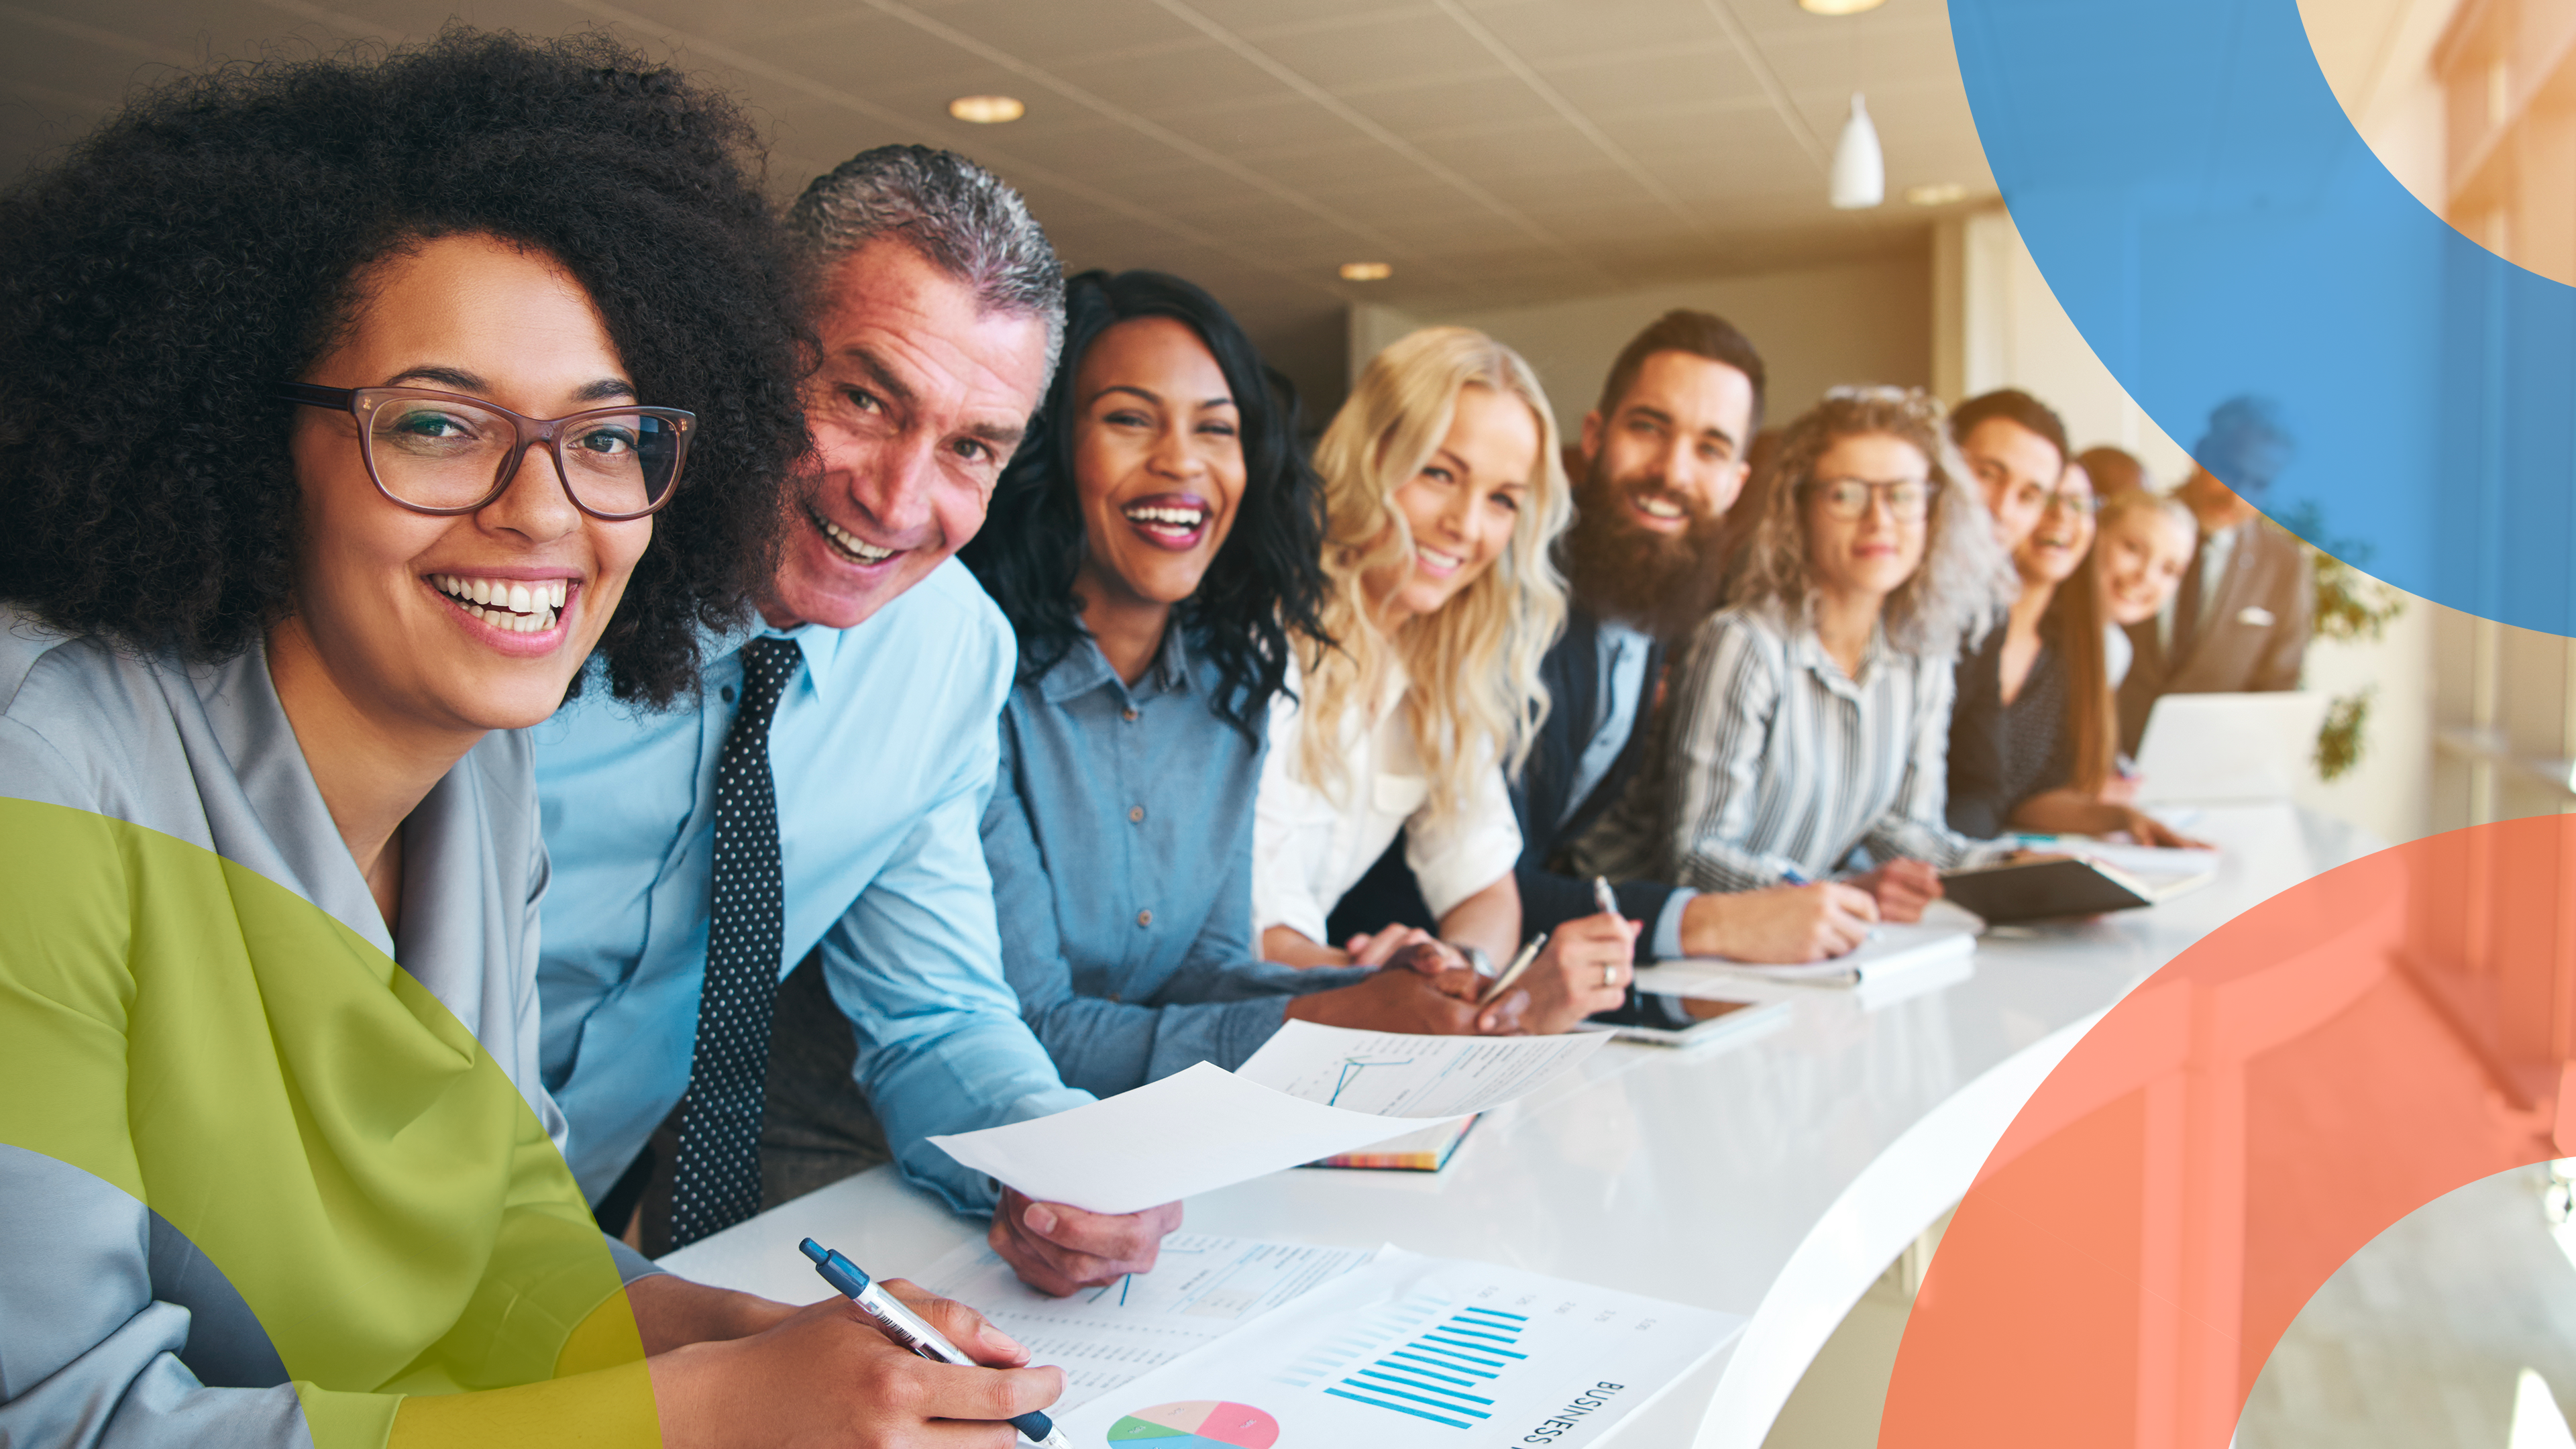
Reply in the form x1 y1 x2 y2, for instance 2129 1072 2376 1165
1574 602 2007 892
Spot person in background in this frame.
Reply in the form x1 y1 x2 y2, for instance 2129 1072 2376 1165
2114 395 2311 751
2094 490 2201 690
1944 462 2203 847
1 34 1063 1446
535 146 1181 1296
1254 326 1632 1034
2076 443 2149 499
961 271 1524 1102
1576 387 2015 920
1942 388 2072 855
1332 309 1880 965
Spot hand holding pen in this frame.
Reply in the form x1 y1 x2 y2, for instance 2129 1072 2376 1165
802 1238 1072 1446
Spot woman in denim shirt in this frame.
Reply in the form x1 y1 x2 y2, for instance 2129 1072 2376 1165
962 270 1523 1099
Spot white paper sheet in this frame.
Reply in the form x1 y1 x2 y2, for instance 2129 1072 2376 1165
1235 1020 1611 1116
929 1028 1607 1214
1049 1248 1744 1449
917 1234 1376 1412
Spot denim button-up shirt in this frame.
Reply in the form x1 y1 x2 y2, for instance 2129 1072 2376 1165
983 628 1362 1099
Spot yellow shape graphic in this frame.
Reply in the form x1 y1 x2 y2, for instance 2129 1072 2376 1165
0 798 659 1447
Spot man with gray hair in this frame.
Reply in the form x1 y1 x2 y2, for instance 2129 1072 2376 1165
534 146 1182 1309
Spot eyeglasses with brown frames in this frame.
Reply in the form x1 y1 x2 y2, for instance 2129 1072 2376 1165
276 382 695 521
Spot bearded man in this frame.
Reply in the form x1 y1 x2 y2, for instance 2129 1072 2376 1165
1331 310 1879 965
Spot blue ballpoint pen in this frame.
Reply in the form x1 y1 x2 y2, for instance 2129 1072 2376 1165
800 1238 1070 1448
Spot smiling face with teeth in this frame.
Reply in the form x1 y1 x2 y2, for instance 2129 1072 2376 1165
1067 316 1246 634
1371 384 1540 625
2096 498 2198 626
2012 462 2097 587
275 233 653 743
1576 349 1758 541
763 239 1055 633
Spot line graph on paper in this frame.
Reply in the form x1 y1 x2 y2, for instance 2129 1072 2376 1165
1234 1024 1609 1118
1328 1057 1417 1107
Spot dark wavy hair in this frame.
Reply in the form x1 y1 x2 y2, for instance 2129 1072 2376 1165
0 30 810 706
962 269 1327 738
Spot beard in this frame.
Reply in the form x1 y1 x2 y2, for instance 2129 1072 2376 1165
1560 460 1733 643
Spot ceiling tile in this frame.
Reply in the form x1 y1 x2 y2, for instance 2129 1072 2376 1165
1336 71 1554 138
913 0 1207 68
1229 9 1492 91
1458 0 1739 65
1042 38 1302 119
1533 45 1765 117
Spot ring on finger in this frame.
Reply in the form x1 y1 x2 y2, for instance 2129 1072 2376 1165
1601 963 1618 988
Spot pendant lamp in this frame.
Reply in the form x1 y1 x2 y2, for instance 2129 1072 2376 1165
1831 93 1884 209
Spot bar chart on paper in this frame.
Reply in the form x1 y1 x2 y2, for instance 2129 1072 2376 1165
1291 1294 1536 1428
1054 1251 1743 1449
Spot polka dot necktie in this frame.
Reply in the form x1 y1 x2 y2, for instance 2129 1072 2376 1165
670 635 801 1249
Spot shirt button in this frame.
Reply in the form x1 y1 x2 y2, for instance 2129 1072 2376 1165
1129 806 1145 823
1136 909 1152 927
1123 708 1140 722
720 685 736 704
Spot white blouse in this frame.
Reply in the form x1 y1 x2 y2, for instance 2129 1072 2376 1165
1252 655 1523 947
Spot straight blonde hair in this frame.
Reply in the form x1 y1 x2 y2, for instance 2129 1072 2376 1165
1296 327 1572 825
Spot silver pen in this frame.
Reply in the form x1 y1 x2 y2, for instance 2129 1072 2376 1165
1478 930 1550 1006
801 1238 1070 1448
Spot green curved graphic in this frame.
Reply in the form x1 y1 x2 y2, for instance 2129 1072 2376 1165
0 797 659 1447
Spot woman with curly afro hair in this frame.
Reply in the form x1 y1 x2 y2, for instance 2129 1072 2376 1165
0 29 1062 1449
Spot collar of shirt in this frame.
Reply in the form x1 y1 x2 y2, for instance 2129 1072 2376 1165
1038 623 1196 708
1792 615 1888 700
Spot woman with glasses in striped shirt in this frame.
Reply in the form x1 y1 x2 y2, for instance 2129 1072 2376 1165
1578 386 2015 926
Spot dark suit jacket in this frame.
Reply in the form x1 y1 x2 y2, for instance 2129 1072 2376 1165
2115 517 2312 753
1326 607 1683 953
1944 622 2008 837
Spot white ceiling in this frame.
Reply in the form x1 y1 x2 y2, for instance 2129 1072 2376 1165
0 0 1995 405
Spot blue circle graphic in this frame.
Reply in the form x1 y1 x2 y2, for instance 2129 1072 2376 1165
1951 0 2576 635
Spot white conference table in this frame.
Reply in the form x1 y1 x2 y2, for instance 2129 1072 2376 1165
664 803 2378 1448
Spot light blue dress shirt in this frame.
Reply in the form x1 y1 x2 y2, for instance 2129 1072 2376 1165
983 628 1364 1099
531 560 1089 1216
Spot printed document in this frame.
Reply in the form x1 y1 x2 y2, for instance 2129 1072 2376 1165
1049 1248 1743 1448
919 1234 1375 1412
930 1024 1607 1214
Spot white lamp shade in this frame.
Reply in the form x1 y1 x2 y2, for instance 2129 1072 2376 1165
1831 93 1885 209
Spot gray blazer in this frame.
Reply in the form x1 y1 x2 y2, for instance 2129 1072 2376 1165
0 611 635 1449
2115 517 2312 753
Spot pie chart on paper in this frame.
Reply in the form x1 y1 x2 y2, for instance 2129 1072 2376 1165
1104 1399 1281 1448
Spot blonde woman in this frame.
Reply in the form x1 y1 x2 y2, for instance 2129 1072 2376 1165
1253 327 1633 1034
1579 386 2016 922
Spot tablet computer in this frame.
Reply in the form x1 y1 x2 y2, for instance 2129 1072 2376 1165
1580 991 1791 1048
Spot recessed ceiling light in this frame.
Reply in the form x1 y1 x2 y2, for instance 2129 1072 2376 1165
1339 262 1393 281
1905 182 1972 207
1798 0 1886 13
948 95 1025 124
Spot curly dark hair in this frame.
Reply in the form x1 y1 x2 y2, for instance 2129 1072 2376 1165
961 269 1328 738
0 29 810 706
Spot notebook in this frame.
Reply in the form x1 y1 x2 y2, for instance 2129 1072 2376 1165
1305 1114 1478 1172
1659 920 1977 987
